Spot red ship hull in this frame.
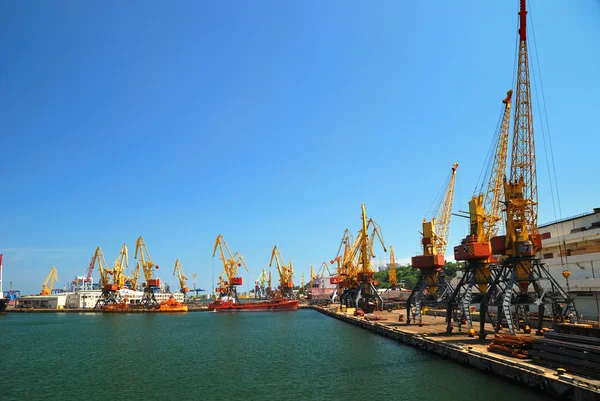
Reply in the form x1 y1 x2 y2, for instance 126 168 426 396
208 299 299 312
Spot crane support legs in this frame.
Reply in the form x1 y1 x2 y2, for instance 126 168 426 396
407 270 454 326
140 288 159 309
339 282 383 313
94 290 122 309
355 282 383 313
478 257 578 338
446 263 495 336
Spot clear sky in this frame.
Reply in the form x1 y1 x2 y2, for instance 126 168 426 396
1 1 599 295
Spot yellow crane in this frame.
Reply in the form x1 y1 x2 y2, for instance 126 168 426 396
213 234 248 302
301 273 305 290
173 259 189 295
485 0 576 336
448 91 512 337
128 261 141 291
330 229 356 303
112 244 128 290
309 265 315 287
269 245 294 299
334 204 386 311
40 266 58 295
92 246 123 307
135 236 160 308
92 246 111 289
388 245 398 289
317 261 331 279
408 163 458 326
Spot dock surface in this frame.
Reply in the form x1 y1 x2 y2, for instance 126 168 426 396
315 307 600 401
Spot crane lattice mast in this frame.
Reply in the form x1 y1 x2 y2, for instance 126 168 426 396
484 0 577 336
388 246 398 289
448 91 512 337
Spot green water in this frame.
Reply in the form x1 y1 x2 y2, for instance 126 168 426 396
1 310 548 401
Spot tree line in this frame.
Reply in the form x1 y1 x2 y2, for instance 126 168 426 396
374 261 462 289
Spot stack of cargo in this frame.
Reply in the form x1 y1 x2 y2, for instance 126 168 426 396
530 332 600 379
487 333 532 359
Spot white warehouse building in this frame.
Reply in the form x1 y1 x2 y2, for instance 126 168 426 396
538 208 600 321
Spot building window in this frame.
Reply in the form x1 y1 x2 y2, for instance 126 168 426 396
543 253 554 259
541 232 552 240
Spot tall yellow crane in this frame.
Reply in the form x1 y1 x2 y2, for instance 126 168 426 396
135 236 160 308
388 245 398 289
40 267 58 295
330 229 354 302
336 204 386 312
485 0 576 336
112 244 128 290
173 259 189 295
128 261 141 291
407 163 458 326
448 91 512 337
92 246 123 307
269 245 294 299
301 273 305 290
213 234 248 302
93 246 110 289
309 265 315 287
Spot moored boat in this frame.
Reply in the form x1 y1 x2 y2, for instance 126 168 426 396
0 298 7 314
102 295 188 313
208 297 298 312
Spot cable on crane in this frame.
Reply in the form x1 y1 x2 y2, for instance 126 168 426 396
528 1 568 267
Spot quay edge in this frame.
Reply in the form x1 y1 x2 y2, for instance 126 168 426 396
312 306 600 401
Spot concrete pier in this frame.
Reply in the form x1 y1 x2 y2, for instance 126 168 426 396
314 306 600 401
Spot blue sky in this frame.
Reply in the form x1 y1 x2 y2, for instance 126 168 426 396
1 1 599 295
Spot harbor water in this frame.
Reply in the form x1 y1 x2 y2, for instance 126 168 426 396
1 310 549 400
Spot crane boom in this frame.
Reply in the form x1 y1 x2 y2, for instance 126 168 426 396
484 91 513 240
269 245 294 298
388 245 398 288
501 0 538 257
173 259 189 294
112 244 128 289
92 247 110 288
435 163 459 256
130 261 141 291
450 92 513 334
318 262 331 277
212 234 248 301
134 236 158 284
416 163 458 264
213 234 248 284
41 266 58 295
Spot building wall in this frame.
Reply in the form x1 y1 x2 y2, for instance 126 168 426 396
538 209 600 319
17 294 68 309
65 290 102 308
